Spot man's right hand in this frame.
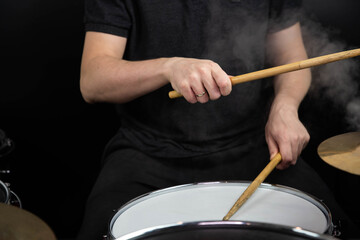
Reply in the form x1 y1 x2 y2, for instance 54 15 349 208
165 57 232 103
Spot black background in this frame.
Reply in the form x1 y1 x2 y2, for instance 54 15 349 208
0 0 359 239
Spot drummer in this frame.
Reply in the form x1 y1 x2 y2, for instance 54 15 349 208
76 0 357 239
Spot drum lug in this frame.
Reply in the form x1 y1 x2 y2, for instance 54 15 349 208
331 220 342 237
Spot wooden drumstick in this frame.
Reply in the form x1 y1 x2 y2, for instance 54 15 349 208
169 48 360 99
222 153 282 221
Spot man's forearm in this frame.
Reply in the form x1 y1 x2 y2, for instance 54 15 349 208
272 68 311 111
266 22 311 110
80 56 171 104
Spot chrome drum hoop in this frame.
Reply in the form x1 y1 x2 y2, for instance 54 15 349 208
114 221 339 240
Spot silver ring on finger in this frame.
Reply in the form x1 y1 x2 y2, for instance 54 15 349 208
196 91 206 97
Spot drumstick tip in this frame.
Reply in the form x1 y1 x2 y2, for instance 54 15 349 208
222 215 230 221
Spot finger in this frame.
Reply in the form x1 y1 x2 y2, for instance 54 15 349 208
211 63 232 96
277 141 293 170
178 82 198 104
293 133 310 165
291 139 300 165
296 139 305 163
197 66 221 101
194 90 209 103
191 82 209 104
202 79 221 101
277 161 291 170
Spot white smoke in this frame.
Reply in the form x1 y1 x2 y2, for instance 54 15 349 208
301 17 360 130
204 3 360 130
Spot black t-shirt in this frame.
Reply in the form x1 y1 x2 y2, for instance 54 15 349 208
84 0 302 158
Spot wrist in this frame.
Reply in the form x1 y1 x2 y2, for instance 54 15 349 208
161 57 180 82
271 94 300 115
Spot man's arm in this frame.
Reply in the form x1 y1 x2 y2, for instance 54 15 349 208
80 32 231 104
265 22 311 169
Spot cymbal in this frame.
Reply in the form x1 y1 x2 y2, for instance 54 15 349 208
318 132 360 175
0 203 57 240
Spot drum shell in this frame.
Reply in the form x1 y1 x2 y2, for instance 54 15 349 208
108 181 334 239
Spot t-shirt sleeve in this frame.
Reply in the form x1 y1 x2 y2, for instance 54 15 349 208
84 0 131 37
268 0 302 33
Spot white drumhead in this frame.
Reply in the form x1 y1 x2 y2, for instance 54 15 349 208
110 182 331 238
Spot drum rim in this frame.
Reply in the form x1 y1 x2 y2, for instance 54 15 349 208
108 181 333 238
0 180 10 204
114 221 338 240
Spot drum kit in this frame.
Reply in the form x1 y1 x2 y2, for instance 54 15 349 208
1 47 360 239
0 129 359 240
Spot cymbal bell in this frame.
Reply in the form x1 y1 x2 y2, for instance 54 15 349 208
0 203 57 240
317 132 360 175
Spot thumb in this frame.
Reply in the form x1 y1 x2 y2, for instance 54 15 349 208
266 134 279 160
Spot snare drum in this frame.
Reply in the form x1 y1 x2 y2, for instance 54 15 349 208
108 182 334 239
0 180 21 207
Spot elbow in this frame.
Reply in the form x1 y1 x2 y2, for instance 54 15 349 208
80 75 96 104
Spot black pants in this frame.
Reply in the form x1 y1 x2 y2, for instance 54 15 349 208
76 138 358 240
